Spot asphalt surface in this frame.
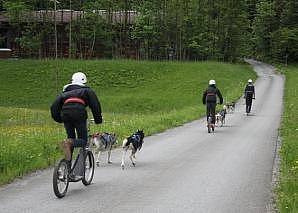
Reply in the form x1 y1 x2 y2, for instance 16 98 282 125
0 59 284 213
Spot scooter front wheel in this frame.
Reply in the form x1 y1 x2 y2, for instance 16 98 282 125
53 159 70 198
82 150 95 186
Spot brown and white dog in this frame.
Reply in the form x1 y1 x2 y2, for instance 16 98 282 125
90 132 117 166
121 130 144 170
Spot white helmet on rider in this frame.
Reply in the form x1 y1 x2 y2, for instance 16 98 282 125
209 79 216 85
72 72 87 85
248 79 253 83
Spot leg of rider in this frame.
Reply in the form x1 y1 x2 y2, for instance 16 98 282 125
246 95 253 113
245 97 249 113
63 122 75 169
73 120 88 177
206 103 211 122
249 96 253 113
74 120 88 148
210 102 216 125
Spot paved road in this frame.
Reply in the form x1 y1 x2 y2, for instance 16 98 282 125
0 60 284 213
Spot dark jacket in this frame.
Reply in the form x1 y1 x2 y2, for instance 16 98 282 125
202 85 223 104
244 83 255 98
50 84 102 124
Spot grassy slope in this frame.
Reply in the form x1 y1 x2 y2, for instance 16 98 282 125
277 65 298 212
0 59 254 185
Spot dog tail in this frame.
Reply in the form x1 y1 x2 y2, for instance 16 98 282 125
122 138 128 148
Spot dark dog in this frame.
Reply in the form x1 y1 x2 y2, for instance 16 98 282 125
90 132 117 166
121 130 144 169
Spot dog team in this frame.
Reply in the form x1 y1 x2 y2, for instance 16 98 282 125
51 72 254 171
89 129 144 170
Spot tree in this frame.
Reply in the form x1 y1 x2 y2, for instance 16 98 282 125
252 0 277 60
217 0 251 62
272 0 298 63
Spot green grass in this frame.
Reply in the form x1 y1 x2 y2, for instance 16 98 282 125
276 65 298 213
0 59 255 185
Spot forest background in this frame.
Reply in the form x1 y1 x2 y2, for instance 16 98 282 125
0 0 297 63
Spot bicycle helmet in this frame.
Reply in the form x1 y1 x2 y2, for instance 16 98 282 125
248 79 253 83
209 79 216 85
72 72 87 85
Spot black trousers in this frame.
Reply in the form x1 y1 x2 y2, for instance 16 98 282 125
206 102 216 124
63 120 87 147
245 95 253 113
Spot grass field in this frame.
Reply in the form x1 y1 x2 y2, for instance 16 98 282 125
276 65 298 212
0 59 255 185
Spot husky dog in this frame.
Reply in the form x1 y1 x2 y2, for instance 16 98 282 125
216 105 227 126
90 132 117 166
121 130 144 169
226 102 235 113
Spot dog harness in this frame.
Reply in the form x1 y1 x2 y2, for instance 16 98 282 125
100 133 116 148
132 134 141 142
130 134 143 150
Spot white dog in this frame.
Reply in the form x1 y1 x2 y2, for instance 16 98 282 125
90 132 117 166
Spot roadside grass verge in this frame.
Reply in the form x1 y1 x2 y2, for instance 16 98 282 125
277 65 298 212
0 107 62 184
0 59 254 185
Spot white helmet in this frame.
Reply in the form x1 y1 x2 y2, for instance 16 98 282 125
72 72 87 85
248 79 253 83
209 79 216 85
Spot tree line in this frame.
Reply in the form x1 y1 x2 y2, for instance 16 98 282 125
0 0 297 63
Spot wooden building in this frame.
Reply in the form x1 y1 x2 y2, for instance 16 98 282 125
0 10 138 59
